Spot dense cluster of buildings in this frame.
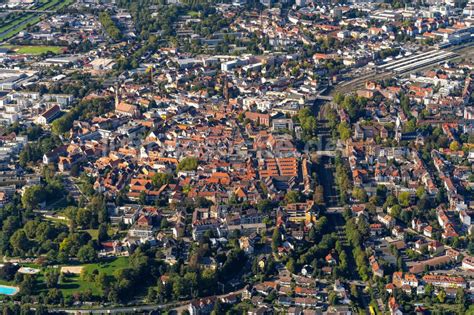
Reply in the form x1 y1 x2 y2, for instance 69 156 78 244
0 0 473 312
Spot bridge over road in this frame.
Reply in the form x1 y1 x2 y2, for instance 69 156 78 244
311 150 337 157
315 95 333 101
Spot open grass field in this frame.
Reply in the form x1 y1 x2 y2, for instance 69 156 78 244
0 45 65 54
60 273 100 296
83 257 130 276
58 257 130 297
81 226 118 240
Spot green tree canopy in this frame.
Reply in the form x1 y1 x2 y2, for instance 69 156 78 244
177 157 199 171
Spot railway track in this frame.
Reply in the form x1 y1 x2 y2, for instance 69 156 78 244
332 41 474 95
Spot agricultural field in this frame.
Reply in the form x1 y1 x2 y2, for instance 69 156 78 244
0 0 75 42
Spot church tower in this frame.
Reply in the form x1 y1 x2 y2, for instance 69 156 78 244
114 82 120 108
223 75 229 105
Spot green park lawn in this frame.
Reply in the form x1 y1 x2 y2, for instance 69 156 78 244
86 256 130 274
58 257 130 297
81 226 120 241
59 273 100 296
82 229 99 240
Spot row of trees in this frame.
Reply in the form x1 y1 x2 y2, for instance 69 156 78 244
345 217 370 281
334 155 352 203
297 107 318 142
98 12 122 41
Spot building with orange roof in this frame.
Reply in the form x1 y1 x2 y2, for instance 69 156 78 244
422 275 466 288
115 99 139 117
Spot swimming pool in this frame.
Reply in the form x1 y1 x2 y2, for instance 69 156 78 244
0 285 19 295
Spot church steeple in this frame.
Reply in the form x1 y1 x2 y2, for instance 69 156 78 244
115 82 120 108
223 75 229 105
